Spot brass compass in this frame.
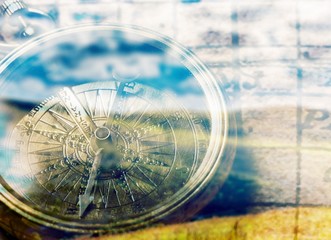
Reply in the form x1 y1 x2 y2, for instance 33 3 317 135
0 25 235 233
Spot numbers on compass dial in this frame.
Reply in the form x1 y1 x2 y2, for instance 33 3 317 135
8 81 205 221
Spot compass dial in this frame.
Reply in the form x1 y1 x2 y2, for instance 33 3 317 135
6 80 208 225
0 25 234 233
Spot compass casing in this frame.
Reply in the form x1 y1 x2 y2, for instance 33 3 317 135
0 24 236 233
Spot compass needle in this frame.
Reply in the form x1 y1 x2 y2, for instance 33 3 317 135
79 149 103 218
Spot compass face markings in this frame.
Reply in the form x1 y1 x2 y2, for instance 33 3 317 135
63 176 81 202
137 156 170 169
53 169 72 192
97 181 107 205
134 165 157 187
30 156 63 165
0 24 234 233
131 104 151 128
121 96 144 122
121 172 136 202
139 130 172 140
34 158 68 175
32 130 66 144
48 108 76 131
29 141 62 146
39 119 67 133
142 151 174 156
112 179 121 206
104 180 111 208
5 80 212 225
137 163 165 179
94 90 103 117
58 87 98 142
140 141 174 151
104 90 117 119
29 146 63 157
126 170 155 194
125 173 148 195
42 168 70 186
97 89 116 119
79 91 92 117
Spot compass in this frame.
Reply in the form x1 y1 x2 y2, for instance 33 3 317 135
0 24 236 233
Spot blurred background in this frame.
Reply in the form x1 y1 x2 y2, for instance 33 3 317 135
1 0 331 239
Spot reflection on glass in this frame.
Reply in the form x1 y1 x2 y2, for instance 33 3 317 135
0 25 234 233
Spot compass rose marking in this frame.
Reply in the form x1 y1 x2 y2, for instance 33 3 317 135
35 158 69 175
81 91 92 116
137 164 164 178
127 171 155 194
63 176 81 202
30 156 62 165
97 90 107 117
58 87 98 143
103 180 111 208
133 114 156 130
84 90 97 118
126 173 147 194
140 130 172 140
142 151 174 156
53 169 72 192
103 83 127 125
95 89 111 118
94 90 102 117
29 146 62 156
42 168 71 185
141 141 174 152
121 96 142 121
39 119 67 133
112 179 121 206
98 89 116 118
98 185 106 205
135 165 157 187
9 82 186 221
29 141 61 146
131 105 150 129
122 172 135 202
48 109 75 131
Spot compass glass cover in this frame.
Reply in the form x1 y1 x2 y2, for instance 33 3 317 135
0 25 231 232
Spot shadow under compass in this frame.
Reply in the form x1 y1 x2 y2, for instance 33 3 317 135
193 113 260 219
